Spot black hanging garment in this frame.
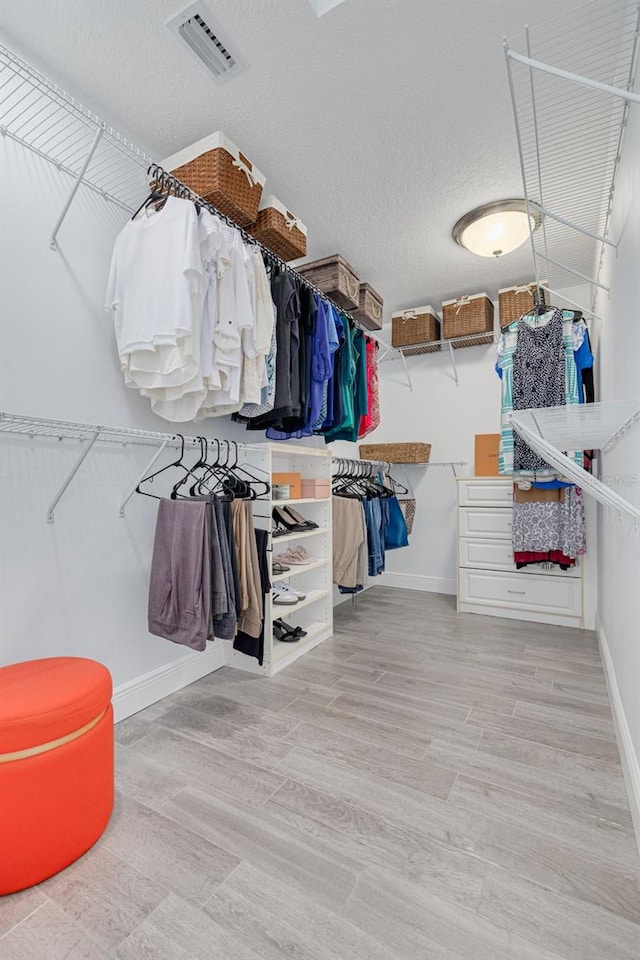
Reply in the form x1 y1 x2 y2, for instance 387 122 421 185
512 310 565 473
233 528 271 664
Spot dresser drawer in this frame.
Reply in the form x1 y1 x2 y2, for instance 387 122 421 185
458 479 511 508
459 568 582 618
458 537 581 578
459 508 512 539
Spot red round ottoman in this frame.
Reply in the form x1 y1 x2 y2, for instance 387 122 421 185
0 657 114 895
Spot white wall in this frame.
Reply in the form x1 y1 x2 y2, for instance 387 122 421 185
593 75 640 841
0 137 260 716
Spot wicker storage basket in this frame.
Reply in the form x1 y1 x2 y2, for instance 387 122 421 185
391 306 441 354
498 283 544 327
297 255 360 311
248 195 307 261
442 293 494 348
161 132 266 228
353 283 383 331
359 443 431 464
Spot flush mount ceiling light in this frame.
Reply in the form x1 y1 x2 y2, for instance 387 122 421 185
452 199 543 258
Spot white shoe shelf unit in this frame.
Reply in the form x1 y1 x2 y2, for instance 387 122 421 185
0 415 333 677
227 443 333 677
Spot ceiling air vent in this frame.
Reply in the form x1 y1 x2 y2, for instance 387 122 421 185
167 2 245 82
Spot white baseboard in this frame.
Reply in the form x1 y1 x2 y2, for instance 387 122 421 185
377 572 457 595
112 643 226 723
596 612 640 855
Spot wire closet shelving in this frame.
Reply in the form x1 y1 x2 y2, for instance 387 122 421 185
0 412 268 524
0 42 411 386
503 0 640 320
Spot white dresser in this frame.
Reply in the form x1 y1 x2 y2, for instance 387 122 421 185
457 478 584 628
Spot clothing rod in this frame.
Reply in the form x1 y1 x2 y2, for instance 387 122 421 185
147 163 390 344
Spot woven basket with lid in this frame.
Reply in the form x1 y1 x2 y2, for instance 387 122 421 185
442 293 494 348
161 132 265 228
498 283 544 327
391 306 441 353
248 196 307 261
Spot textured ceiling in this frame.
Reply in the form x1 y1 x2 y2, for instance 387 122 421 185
0 0 586 316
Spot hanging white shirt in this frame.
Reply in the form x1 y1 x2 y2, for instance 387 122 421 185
106 196 203 356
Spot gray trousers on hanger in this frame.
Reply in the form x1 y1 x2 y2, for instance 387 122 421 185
148 499 211 652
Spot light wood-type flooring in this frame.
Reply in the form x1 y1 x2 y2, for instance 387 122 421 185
2 587 639 959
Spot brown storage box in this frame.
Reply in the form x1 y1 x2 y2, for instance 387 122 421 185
442 292 494 348
297 255 360 312
474 434 500 476
161 132 266 228
359 442 431 464
353 283 383 331
391 306 441 354
248 195 307 261
514 485 564 503
498 283 542 328
300 479 331 498
272 472 302 499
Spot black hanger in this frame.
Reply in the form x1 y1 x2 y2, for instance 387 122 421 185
131 165 169 221
170 436 207 499
136 435 188 501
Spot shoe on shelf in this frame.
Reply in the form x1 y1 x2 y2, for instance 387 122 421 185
273 620 302 643
272 560 291 574
278 583 306 601
281 506 319 529
272 584 299 605
273 618 308 639
275 545 319 565
272 507 308 532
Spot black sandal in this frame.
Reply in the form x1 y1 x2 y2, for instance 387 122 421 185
273 621 301 643
273 618 307 639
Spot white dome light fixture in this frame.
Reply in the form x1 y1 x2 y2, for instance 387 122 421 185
452 199 543 258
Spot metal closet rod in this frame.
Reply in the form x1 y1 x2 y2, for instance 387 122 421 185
0 412 268 523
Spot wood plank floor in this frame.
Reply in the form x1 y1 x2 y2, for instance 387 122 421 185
2 587 639 959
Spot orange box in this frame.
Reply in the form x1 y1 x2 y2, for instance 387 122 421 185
272 472 302 499
474 434 500 476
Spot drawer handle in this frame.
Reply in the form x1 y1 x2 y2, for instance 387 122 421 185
508 589 525 594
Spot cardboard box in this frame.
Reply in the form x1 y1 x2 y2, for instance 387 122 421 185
272 472 302 499
474 434 500 476
300 479 331 499
514 485 564 503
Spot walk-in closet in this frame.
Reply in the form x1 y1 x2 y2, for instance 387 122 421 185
1 1 639 957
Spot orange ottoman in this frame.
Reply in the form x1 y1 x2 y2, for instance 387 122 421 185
0 657 114 895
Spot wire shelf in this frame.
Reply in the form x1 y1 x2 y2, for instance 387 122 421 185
504 0 640 317
510 401 640 523
0 43 152 212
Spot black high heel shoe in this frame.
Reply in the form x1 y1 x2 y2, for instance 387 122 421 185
281 506 318 529
272 507 307 532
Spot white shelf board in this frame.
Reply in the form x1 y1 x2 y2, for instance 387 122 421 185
271 559 329 583
272 526 330 544
273 497 331 505
271 620 332 667
270 587 330 615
